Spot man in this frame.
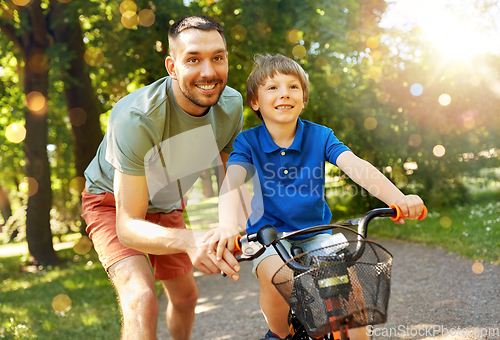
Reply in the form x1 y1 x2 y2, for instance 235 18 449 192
82 15 242 340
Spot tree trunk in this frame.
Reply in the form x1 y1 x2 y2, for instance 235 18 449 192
50 4 103 178
20 0 58 265
0 182 12 231
50 2 104 236
24 63 58 265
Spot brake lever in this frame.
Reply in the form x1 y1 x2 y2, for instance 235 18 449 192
221 235 265 277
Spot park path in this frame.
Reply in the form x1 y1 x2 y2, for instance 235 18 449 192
156 239 500 340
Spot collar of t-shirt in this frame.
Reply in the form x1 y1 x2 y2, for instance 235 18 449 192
260 118 305 154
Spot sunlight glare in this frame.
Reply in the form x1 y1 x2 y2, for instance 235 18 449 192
408 134 422 147
12 0 30 5
438 93 451 106
292 45 307 59
364 117 377 130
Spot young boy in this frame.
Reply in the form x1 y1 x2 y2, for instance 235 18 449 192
206 53 424 340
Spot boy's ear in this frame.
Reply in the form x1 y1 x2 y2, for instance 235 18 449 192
250 100 259 112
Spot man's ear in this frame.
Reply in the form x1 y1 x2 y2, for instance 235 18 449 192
165 56 177 80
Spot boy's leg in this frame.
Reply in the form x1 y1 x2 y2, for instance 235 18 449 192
161 270 198 340
108 255 160 340
257 255 291 338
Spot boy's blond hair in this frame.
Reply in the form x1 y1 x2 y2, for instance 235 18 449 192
246 53 309 120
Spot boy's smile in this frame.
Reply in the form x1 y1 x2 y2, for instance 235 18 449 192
251 73 305 127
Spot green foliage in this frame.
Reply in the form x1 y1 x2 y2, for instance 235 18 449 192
369 197 500 264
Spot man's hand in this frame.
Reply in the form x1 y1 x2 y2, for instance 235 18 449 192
392 194 425 224
186 230 241 281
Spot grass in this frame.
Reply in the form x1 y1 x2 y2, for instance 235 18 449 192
0 247 124 339
368 190 500 264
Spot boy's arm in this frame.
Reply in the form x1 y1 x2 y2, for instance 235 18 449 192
336 151 424 221
207 164 249 259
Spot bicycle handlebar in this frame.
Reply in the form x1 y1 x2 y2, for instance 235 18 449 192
231 205 427 273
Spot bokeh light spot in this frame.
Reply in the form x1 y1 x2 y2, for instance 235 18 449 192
345 30 360 44
119 0 137 14
376 91 390 104
314 57 328 70
341 118 355 131
155 41 163 52
138 9 155 27
122 13 139 29
370 50 382 61
26 91 46 113
12 0 31 5
410 83 424 96
463 116 475 129
326 74 341 87
364 117 377 130
69 176 86 196
392 169 408 188
439 93 451 106
433 145 446 157
5 123 26 143
52 294 72 314
366 36 379 49
27 177 39 197
472 262 484 275
84 47 104 67
231 25 247 41
69 107 87 127
28 53 49 74
408 134 422 147
368 66 382 80
292 45 307 59
58 0 72 3
73 236 93 255
440 216 452 228
287 29 302 44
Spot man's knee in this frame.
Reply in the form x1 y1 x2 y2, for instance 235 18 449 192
169 284 198 311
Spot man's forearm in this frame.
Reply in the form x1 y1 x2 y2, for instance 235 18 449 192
116 217 200 255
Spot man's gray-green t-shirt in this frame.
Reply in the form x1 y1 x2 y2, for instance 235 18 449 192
84 76 243 213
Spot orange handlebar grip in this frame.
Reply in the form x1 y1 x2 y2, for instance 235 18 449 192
390 204 428 221
234 235 242 252
418 206 428 220
390 205 402 221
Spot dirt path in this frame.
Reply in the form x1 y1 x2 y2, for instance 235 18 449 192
157 239 500 340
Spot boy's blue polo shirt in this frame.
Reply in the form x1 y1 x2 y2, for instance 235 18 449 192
227 119 350 237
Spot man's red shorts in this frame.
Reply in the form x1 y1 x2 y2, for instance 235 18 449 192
81 190 192 280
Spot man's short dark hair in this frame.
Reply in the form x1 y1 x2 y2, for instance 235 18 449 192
168 15 226 55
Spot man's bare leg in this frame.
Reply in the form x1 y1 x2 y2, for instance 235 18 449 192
161 269 198 340
109 255 159 340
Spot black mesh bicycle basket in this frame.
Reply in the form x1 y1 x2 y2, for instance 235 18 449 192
272 238 392 338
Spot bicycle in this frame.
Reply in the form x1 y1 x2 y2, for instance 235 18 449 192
229 204 427 340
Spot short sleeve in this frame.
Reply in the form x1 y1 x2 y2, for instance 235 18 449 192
325 129 350 166
227 133 254 172
105 109 160 176
221 100 244 155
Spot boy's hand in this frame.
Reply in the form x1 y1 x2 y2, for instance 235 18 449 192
393 195 425 224
203 227 240 261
